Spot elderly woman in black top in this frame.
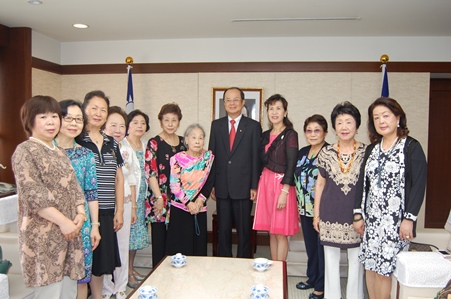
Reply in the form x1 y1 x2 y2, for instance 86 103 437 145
253 94 300 261
354 97 427 299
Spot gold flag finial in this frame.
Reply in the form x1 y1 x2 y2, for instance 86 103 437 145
380 54 389 64
125 56 134 65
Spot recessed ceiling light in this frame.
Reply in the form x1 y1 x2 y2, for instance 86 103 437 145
232 17 361 22
28 0 43 5
73 24 89 29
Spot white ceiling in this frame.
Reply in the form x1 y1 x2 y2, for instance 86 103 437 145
1 0 451 42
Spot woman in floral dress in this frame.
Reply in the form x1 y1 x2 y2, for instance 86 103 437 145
125 109 150 284
145 103 185 267
354 97 427 299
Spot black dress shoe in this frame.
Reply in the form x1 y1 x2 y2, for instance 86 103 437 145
296 281 313 290
309 292 324 299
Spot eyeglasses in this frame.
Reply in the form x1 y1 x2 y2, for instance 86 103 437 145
224 99 242 104
305 129 322 135
63 116 84 124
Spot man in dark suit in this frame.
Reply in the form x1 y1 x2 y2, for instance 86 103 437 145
209 87 262 258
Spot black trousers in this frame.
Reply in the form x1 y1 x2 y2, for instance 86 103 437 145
150 222 167 268
166 207 207 256
301 215 325 292
216 196 252 258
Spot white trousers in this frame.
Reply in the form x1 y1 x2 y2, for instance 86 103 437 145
33 276 77 299
102 202 132 296
324 246 364 299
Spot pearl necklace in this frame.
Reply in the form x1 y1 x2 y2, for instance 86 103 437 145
29 136 57 150
337 140 357 173
53 139 77 158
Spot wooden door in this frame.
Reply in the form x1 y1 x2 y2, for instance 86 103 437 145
426 79 451 227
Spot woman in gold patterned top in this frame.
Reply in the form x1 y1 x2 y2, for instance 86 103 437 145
11 95 86 299
312 101 366 299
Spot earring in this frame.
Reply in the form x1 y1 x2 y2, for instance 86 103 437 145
397 123 400 128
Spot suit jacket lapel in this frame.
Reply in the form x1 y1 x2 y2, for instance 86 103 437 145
219 117 231 154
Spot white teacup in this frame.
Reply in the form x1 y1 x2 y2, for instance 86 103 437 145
171 253 186 263
250 284 269 298
253 258 269 272
138 285 157 299
171 259 186 268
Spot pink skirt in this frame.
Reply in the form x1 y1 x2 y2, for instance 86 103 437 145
253 168 300 236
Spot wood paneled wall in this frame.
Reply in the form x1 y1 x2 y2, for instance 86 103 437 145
0 26 31 183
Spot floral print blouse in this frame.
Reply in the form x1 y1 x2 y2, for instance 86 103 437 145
145 135 185 224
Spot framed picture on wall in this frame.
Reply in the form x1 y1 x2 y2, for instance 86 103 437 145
212 88 263 123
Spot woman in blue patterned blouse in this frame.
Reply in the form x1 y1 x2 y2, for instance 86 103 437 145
54 99 100 299
294 114 328 299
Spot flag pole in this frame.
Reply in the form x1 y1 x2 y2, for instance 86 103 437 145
125 56 134 114
380 54 389 97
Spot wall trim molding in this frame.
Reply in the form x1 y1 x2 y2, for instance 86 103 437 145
32 57 451 75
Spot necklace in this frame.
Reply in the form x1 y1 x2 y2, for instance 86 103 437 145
127 137 142 150
380 137 399 153
377 137 399 187
29 136 57 150
53 139 77 158
337 140 357 173
271 126 285 135
161 133 178 153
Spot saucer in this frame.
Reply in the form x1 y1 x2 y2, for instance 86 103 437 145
171 261 186 268
250 293 269 299
253 264 269 272
138 295 158 299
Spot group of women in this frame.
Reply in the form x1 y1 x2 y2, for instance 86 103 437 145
290 99 427 299
12 91 426 299
12 92 213 299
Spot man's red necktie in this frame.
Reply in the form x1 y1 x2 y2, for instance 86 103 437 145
229 119 236 151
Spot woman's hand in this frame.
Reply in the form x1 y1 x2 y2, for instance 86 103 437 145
187 202 199 215
90 225 101 251
313 217 320 233
131 208 137 225
153 197 164 215
399 219 414 241
73 214 85 233
277 193 287 209
60 218 79 240
353 219 365 236
113 210 124 232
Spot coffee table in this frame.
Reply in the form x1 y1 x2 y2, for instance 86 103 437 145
127 256 287 299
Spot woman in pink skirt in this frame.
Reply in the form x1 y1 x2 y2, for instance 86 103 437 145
253 94 300 261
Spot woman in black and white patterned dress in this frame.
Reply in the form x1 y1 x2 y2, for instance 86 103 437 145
354 97 427 299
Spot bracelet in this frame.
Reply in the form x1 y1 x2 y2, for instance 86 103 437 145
91 222 100 226
353 216 363 222
77 213 87 222
313 216 320 220
132 205 137 208
155 195 163 200
281 189 289 194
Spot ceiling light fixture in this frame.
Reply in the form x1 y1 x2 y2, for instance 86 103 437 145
73 23 89 29
28 0 43 5
232 17 361 22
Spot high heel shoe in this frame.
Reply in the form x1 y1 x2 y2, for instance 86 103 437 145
127 275 140 289
132 269 146 281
